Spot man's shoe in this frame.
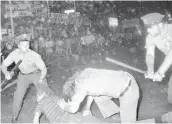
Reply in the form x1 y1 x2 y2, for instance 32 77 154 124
11 117 18 123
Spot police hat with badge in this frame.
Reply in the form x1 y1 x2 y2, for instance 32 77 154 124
141 13 165 28
15 34 31 45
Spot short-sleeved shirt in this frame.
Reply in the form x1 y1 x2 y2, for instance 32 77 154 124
3 49 46 74
71 68 132 104
145 24 172 56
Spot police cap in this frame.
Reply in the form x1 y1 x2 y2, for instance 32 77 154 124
15 34 31 44
141 13 165 27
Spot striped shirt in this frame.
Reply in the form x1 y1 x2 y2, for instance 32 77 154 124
35 95 66 123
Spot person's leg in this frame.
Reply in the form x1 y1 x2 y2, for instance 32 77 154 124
82 96 94 116
12 74 31 121
119 78 139 123
167 73 172 104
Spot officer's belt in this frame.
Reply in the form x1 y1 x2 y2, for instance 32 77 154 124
119 80 132 97
20 69 40 75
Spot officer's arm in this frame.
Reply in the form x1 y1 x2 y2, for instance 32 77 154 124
1 51 15 75
145 44 155 74
39 66 47 81
157 31 172 76
34 55 47 81
63 90 87 113
158 49 172 76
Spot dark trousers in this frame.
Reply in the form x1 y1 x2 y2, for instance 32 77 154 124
12 71 48 118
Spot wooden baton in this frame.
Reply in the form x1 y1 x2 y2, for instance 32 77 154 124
106 57 145 74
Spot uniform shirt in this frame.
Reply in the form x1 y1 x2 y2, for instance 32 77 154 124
3 49 45 74
145 24 172 56
71 68 131 105
35 95 66 123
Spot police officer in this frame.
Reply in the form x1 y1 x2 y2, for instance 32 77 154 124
1 34 49 123
141 13 172 123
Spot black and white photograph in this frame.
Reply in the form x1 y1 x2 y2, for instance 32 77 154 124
0 0 172 123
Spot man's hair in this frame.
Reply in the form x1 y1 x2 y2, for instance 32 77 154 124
62 71 81 99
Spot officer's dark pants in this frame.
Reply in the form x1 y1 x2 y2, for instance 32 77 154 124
168 73 172 104
12 71 48 118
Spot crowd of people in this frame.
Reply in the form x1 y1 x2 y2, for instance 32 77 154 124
1 12 172 123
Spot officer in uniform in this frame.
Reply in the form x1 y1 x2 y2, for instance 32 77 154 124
141 13 172 123
1 34 49 123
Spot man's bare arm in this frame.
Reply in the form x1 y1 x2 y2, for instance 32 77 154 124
33 112 41 124
146 47 155 74
158 49 172 75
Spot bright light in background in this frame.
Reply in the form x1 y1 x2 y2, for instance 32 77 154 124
64 9 75 14
165 10 172 20
136 27 142 35
167 12 171 18
109 17 118 27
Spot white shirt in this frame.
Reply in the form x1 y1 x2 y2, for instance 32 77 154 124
70 68 132 106
145 24 172 56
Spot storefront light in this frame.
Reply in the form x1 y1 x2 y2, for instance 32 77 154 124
64 9 75 14
108 17 118 27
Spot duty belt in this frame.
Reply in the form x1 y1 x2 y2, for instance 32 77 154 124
119 80 132 97
20 69 40 75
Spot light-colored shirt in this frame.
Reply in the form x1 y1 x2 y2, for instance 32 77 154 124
81 35 95 45
71 68 132 103
145 24 172 56
3 49 46 74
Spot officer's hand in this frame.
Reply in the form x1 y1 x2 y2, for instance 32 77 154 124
152 72 164 82
144 71 154 79
5 71 13 80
